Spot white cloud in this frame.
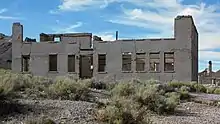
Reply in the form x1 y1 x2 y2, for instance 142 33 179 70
0 8 7 14
199 51 220 61
109 1 220 51
50 0 121 12
0 8 23 20
94 32 116 41
107 0 220 71
52 22 83 33
58 0 106 11
49 10 60 14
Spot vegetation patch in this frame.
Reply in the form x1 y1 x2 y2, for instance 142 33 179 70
95 79 182 124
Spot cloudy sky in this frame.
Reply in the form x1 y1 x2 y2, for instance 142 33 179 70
0 0 220 72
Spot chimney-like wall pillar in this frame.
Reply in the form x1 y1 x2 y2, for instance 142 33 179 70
208 61 212 77
12 22 23 42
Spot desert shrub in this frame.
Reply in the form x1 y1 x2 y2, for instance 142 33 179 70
110 81 136 97
0 73 27 96
106 82 117 91
141 79 160 86
214 88 220 94
108 80 180 115
96 80 181 124
91 81 107 89
165 92 180 113
178 86 190 100
0 70 54 99
48 76 90 101
168 82 207 93
168 82 186 89
95 97 153 124
193 83 207 93
77 78 93 88
206 87 216 94
24 88 48 99
133 84 179 115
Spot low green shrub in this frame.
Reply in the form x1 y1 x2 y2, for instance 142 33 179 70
214 88 220 94
108 80 180 115
165 92 180 113
178 86 190 100
168 82 207 93
110 81 136 97
48 76 90 101
206 87 216 94
193 83 207 93
96 80 182 124
95 97 153 124
0 73 31 96
134 85 180 114
0 69 93 101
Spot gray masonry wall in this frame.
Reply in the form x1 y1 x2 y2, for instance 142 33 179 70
11 15 198 82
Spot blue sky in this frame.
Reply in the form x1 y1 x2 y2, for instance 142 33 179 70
0 0 220 72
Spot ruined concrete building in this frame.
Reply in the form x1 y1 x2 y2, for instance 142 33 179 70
199 61 220 85
11 15 198 82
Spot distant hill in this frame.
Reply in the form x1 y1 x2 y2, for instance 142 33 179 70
0 33 12 69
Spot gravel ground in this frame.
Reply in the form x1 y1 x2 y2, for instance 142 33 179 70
190 93 220 101
1 92 220 124
3 100 220 124
152 102 220 124
1 99 99 124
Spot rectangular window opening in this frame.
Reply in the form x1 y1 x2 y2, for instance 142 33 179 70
49 54 57 71
122 53 132 71
68 55 75 72
164 52 174 71
21 55 30 72
98 54 106 72
149 53 160 72
136 53 145 71
54 36 61 42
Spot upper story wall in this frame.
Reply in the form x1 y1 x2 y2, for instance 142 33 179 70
11 23 92 50
40 33 92 49
174 15 198 49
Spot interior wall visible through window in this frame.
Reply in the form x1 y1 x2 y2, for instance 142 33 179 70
136 53 145 71
164 52 174 71
49 54 57 71
98 54 106 72
122 52 132 71
21 55 30 72
149 53 160 72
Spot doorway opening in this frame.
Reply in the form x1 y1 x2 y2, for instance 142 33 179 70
79 54 93 79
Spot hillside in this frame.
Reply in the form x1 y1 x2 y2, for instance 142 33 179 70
0 33 12 69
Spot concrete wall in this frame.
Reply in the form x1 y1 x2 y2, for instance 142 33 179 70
93 16 198 82
93 39 192 82
12 23 92 78
11 15 198 82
